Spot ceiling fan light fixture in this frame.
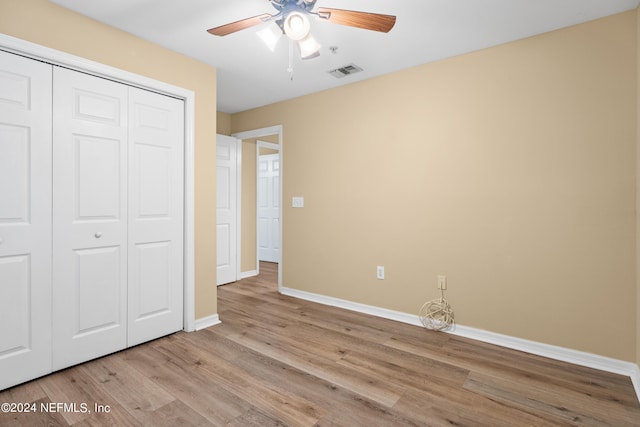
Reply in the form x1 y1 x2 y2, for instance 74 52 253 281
257 22 283 52
283 11 311 40
297 34 321 59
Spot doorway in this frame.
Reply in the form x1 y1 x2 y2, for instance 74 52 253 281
231 126 283 291
257 142 280 264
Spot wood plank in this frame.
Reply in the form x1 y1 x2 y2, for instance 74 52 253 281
392 389 560 427
0 381 48 406
37 366 131 426
80 354 175 419
225 407 288 427
111 399 211 427
336 348 468 394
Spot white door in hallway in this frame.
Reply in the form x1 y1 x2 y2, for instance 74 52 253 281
216 134 238 285
258 153 280 263
52 67 129 370
0 51 53 389
127 88 184 346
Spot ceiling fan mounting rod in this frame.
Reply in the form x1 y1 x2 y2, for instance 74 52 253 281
269 0 317 14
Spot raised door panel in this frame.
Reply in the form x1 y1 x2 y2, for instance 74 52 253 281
52 67 128 370
0 51 52 390
217 161 233 274
74 247 122 333
75 136 121 219
128 88 184 346
0 256 31 353
0 125 29 222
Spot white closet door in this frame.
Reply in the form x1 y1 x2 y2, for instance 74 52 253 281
52 67 128 370
127 88 184 346
0 51 52 389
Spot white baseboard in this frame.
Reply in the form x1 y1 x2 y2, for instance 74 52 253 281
240 270 258 280
446 325 639 378
194 314 221 331
281 286 640 404
281 287 421 326
631 364 640 402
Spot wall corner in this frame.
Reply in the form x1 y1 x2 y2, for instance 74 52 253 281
636 5 640 367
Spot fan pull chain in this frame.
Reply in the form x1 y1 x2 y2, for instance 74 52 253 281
287 39 294 81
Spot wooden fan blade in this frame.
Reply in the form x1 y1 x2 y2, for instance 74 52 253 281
317 8 396 33
207 13 272 36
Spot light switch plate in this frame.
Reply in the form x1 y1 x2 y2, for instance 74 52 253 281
292 197 304 208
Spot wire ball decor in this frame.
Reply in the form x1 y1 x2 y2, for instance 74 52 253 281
419 289 454 331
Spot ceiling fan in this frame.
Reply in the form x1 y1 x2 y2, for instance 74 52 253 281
207 0 396 59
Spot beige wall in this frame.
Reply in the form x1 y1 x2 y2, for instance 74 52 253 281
0 0 218 319
637 6 640 366
260 147 279 156
217 111 232 135
242 138 258 272
233 11 638 361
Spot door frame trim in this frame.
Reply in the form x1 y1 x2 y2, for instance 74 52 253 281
232 125 283 291
0 33 197 332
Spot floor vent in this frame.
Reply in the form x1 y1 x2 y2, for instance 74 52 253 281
328 64 363 78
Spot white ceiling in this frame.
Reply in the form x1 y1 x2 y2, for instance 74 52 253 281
50 0 639 113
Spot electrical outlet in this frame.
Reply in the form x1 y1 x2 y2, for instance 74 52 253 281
377 266 385 280
438 275 447 290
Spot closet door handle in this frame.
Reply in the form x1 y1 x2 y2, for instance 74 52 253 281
94 232 103 239
0 237 3 244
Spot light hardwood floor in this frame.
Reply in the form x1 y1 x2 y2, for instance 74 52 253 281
1 262 639 426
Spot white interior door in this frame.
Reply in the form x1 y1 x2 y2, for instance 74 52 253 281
216 134 238 285
52 67 128 370
0 51 53 389
127 88 184 346
258 153 280 263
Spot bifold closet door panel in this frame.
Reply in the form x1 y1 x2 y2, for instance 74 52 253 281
0 51 53 390
52 67 128 370
127 88 184 347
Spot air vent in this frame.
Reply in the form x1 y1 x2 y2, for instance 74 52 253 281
328 64 363 78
